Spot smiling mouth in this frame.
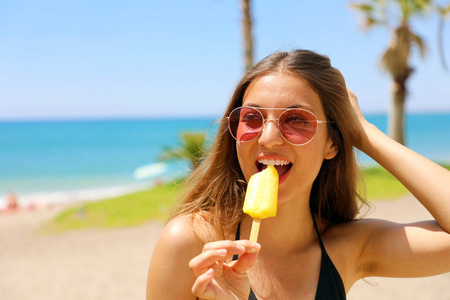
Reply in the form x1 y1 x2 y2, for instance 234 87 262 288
257 159 292 177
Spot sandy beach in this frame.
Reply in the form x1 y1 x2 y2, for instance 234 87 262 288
1 194 449 300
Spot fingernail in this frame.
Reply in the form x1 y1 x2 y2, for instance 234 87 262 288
217 249 227 256
252 243 261 250
205 268 214 277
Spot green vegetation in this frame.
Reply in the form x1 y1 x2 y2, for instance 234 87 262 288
44 165 450 233
159 131 208 170
360 164 450 201
360 166 408 200
42 181 180 234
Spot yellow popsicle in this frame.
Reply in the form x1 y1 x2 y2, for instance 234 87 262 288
243 165 279 242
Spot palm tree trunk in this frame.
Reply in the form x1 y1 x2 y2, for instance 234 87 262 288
388 81 406 145
437 15 448 71
241 0 254 71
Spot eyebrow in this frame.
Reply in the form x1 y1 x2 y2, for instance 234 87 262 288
245 103 314 111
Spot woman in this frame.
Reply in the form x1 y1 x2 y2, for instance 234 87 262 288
146 50 450 299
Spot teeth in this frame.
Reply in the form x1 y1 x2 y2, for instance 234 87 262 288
258 159 290 166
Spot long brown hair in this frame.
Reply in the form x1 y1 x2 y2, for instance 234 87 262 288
170 49 366 231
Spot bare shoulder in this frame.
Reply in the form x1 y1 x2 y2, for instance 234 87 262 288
323 217 450 289
325 217 388 241
146 214 223 299
160 215 200 250
320 218 390 290
322 217 397 258
324 217 445 256
166 214 224 244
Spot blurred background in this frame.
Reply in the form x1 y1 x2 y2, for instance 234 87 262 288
1 0 449 209
1 1 450 299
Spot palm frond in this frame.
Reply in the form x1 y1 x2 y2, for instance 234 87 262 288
350 2 375 13
438 4 450 17
410 31 427 57
158 131 208 170
398 0 431 20
380 25 411 78
350 0 389 29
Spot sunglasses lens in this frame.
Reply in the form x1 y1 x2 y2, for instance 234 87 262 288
228 107 320 145
228 107 263 142
279 110 318 145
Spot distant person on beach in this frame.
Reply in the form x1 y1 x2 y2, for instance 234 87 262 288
146 50 450 299
6 191 19 211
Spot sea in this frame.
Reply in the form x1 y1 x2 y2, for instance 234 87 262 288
1 113 449 208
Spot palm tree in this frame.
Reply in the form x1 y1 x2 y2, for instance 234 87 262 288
437 3 450 71
159 131 207 170
241 0 254 71
351 0 432 145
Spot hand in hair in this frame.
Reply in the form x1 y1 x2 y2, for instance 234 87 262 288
346 88 372 153
189 240 260 299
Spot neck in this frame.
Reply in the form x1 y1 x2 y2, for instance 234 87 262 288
241 198 317 254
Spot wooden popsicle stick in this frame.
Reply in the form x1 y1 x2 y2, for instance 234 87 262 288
249 218 261 243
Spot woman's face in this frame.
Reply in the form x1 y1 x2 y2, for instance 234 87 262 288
236 73 337 205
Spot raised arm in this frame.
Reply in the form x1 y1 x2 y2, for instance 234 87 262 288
348 89 450 232
346 89 450 281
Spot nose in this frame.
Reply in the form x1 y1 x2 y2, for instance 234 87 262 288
258 118 284 148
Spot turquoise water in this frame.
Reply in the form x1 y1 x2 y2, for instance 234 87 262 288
0 118 218 195
361 113 450 165
1 113 449 197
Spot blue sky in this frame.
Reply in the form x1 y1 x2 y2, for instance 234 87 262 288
1 0 449 120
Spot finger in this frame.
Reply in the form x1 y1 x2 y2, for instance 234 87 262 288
202 240 247 253
234 240 261 253
190 241 260 276
347 87 356 99
347 88 364 116
191 268 215 299
189 249 228 277
230 243 261 275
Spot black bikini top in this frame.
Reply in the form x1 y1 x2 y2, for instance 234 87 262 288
234 214 346 299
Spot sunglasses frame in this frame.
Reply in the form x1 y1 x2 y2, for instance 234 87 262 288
227 106 334 146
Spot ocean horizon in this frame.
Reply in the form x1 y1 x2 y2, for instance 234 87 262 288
1 113 449 208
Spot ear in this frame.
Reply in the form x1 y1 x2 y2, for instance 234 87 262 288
324 138 338 160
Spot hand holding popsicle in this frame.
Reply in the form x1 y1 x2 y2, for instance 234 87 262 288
189 240 260 299
243 165 279 242
188 168 276 299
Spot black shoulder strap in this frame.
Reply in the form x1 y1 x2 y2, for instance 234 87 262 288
233 222 241 261
235 222 241 240
311 212 326 250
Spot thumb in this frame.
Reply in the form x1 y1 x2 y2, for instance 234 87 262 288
230 245 260 275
